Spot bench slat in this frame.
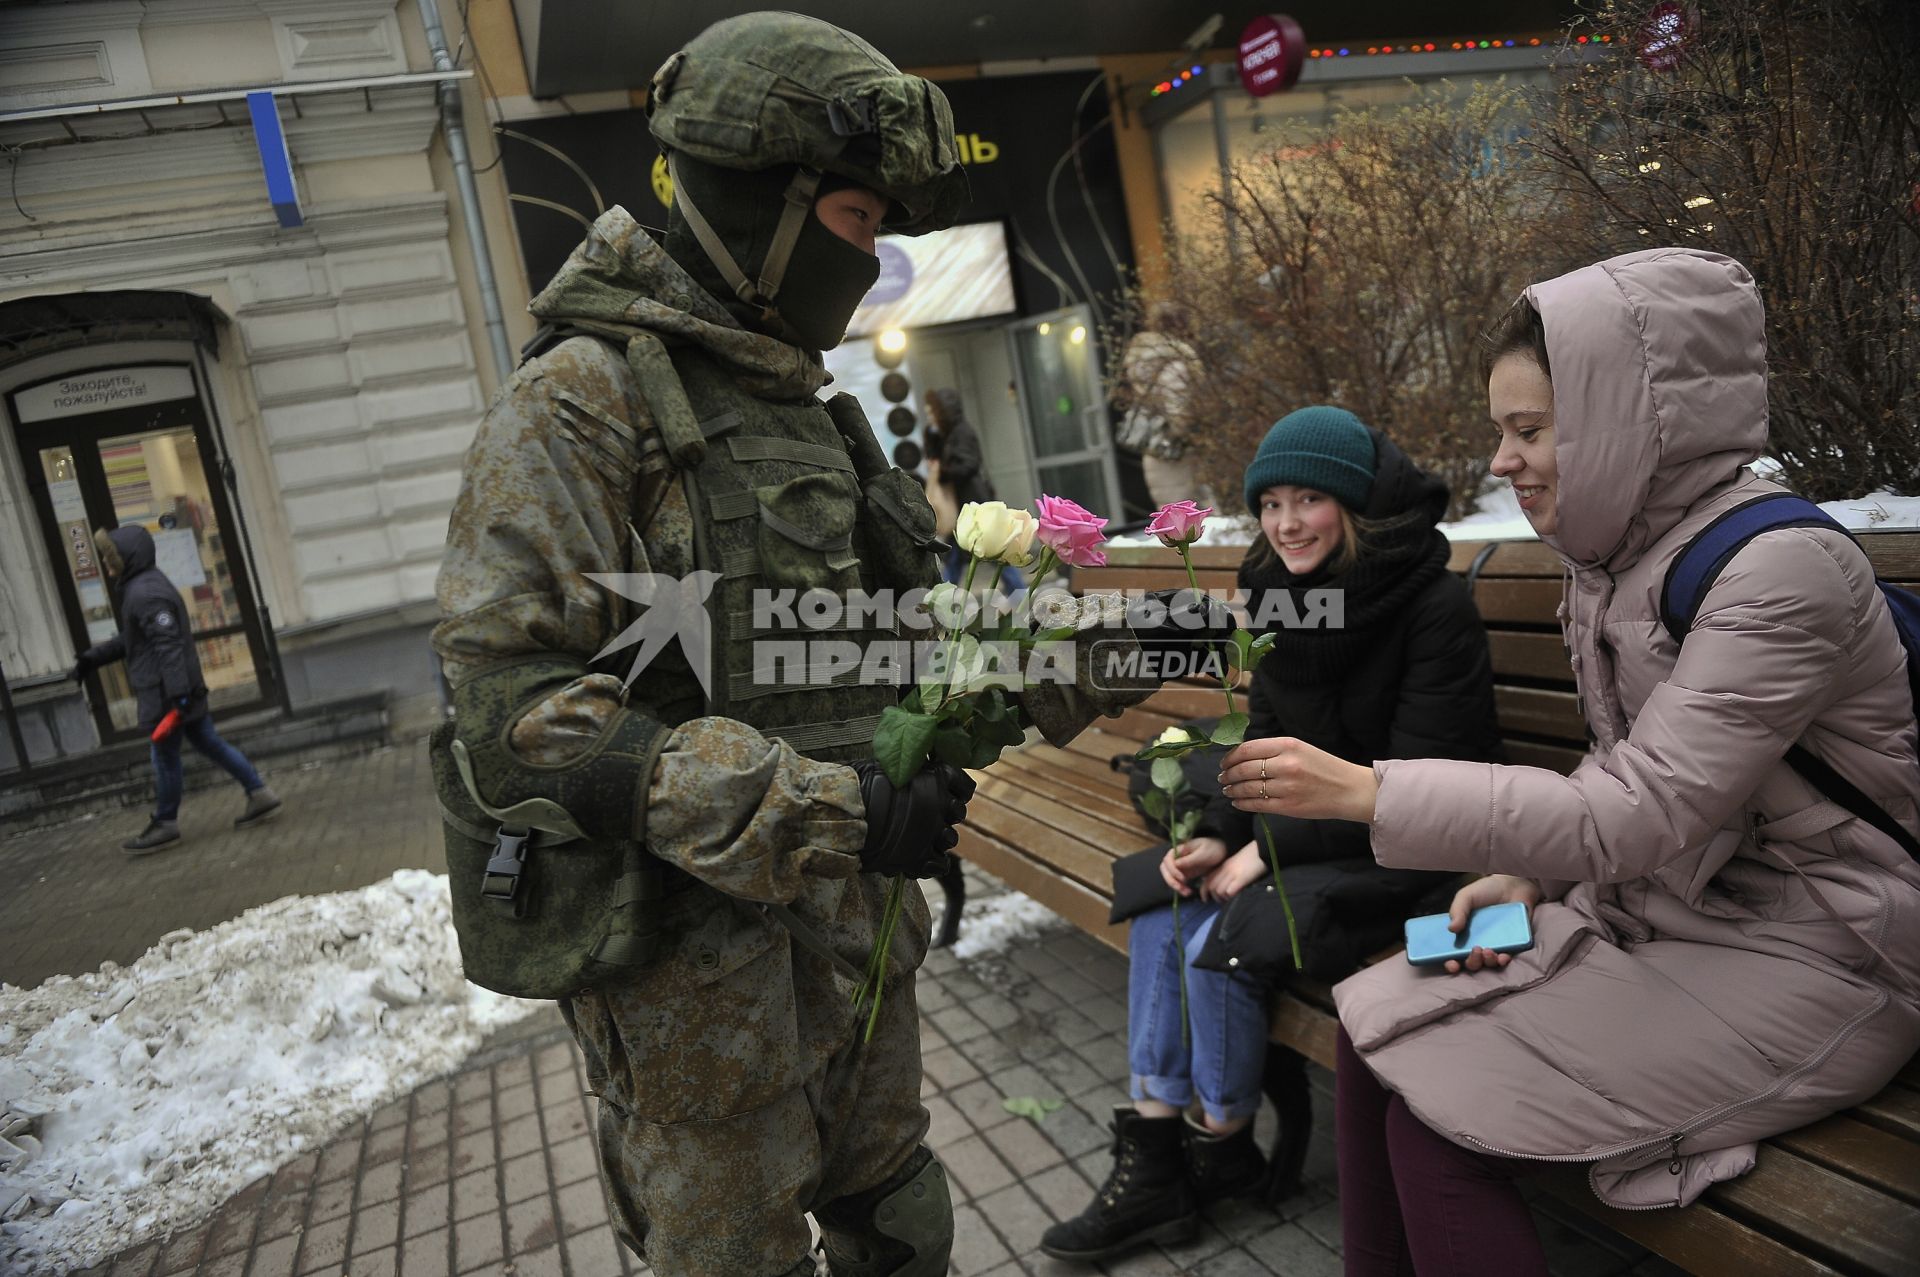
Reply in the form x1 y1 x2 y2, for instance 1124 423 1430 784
954 825 1127 952
1706 1143 1920 1276
1488 631 1574 684
1851 1085 1920 1142
1142 685 1243 720
1494 685 1587 741
1541 1168 1844 1277
1070 567 1239 595
1449 539 1565 576
972 772 1150 853
1772 1114 1920 1208
1503 739 1588 776
965 798 1120 897
1270 993 1340 1071
1472 578 1566 624
986 757 1148 835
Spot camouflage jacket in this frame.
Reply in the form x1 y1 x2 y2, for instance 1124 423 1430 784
433 206 1151 966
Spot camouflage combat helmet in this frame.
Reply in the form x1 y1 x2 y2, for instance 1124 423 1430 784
647 10 968 312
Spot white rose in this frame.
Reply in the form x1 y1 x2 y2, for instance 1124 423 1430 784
999 509 1039 567
955 501 1020 560
1153 726 1194 748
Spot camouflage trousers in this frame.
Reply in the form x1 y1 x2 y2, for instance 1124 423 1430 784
562 905 929 1276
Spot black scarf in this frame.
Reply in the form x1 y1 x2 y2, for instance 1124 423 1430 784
1243 523 1450 686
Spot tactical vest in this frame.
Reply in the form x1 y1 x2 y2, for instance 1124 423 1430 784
672 347 941 761
435 331 941 999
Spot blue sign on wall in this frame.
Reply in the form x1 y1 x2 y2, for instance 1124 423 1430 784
246 91 302 228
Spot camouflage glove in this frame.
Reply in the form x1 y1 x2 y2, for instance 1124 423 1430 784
1129 588 1238 661
851 760 976 878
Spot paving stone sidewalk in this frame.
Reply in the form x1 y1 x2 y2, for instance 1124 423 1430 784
82 906 1670 1277
14 739 1667 1276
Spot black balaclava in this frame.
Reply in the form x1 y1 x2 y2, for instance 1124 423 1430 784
662 153 880 353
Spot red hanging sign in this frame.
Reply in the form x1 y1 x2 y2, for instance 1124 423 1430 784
1238 14 1306 98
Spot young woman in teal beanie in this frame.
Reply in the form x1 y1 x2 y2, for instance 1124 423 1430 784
1042 406 1503 1263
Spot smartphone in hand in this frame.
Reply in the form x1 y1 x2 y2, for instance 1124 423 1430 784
1404 901 1534 967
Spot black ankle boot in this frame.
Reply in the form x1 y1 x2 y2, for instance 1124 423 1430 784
1262 1044 1313 1206
1182 1114 1268 1200
1038 1107 1197 1262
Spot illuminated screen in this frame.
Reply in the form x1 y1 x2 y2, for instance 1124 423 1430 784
845 221 1017 338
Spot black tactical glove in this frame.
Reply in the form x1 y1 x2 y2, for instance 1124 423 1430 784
68 652 94 683
851 760 976 878
1128 588 1238 660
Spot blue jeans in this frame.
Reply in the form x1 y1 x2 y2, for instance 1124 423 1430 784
942 545 1025 594
1128 900 1272 1124
152 714 264 821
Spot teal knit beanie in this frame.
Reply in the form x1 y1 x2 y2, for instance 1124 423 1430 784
1243 406 1377 514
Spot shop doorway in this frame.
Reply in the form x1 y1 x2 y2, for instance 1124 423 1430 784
1006 304 1122 520
10 363 276 744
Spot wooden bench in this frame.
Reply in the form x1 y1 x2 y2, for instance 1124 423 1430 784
953 531 1920 1277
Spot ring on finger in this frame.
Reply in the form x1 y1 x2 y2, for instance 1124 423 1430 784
1260 780 1269 799
1260 758 1268 780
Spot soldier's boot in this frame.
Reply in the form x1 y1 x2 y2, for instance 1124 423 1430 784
1038 1107 1196 1261
122 819 182 855
235 784 282 828
814 1145 953 1277
1182 1113 1268 1200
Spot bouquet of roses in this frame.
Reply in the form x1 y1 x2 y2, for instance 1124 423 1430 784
853 494 1114 1038
1133 501 1301 1042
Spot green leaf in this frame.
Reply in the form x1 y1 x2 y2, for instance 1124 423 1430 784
1002 1096 1064 1122
1139 790 1169 821
1169 811 1200 844
1248 631 1277 660
1210 713 1249 748
1228 628 1255 674
977 686 1009 722
1150 757 1185 791
873 705 938 788
931 725 973 768
983 714 1026 748
968 737 1006 769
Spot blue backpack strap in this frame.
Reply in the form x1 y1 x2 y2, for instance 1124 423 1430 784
1660 493 1842 643
1661 493 1920 862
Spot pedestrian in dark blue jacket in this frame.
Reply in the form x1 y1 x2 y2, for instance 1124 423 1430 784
70 525 281 853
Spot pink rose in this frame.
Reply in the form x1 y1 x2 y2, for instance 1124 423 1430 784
1034 494 1110 568
1145 499 1211 549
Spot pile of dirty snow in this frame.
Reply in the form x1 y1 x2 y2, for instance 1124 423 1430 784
949 889 1069 962
0 871 543 1274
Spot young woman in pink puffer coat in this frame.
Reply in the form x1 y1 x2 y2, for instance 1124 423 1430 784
1218 248 1920 1275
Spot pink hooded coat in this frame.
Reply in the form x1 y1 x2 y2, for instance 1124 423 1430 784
1332 248 1920 1209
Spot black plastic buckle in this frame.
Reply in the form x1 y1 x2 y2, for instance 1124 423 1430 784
828 94 878 136
481 827 531 917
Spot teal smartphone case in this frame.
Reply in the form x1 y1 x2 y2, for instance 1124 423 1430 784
1404 901 1534 966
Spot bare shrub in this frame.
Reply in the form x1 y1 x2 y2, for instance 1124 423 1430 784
1536 0 1920 497
1121 84 1580 518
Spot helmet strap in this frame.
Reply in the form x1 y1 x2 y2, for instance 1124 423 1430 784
755 167 823 304
666 153 820 315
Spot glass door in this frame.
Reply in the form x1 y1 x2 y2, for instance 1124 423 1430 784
1006 305 1123 521
14 369 274 742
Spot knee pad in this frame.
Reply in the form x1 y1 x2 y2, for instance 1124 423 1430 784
815 1146 954 1277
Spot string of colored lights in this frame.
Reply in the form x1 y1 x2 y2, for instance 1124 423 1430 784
1147 33 1614 96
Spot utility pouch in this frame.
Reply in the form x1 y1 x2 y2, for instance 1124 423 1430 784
431 657 683 999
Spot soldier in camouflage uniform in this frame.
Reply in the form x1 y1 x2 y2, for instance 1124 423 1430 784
431 14 1217 1276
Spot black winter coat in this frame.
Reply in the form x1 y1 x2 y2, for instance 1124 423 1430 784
83 525 207 732
923 389 994 506
1194 434 1504 982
